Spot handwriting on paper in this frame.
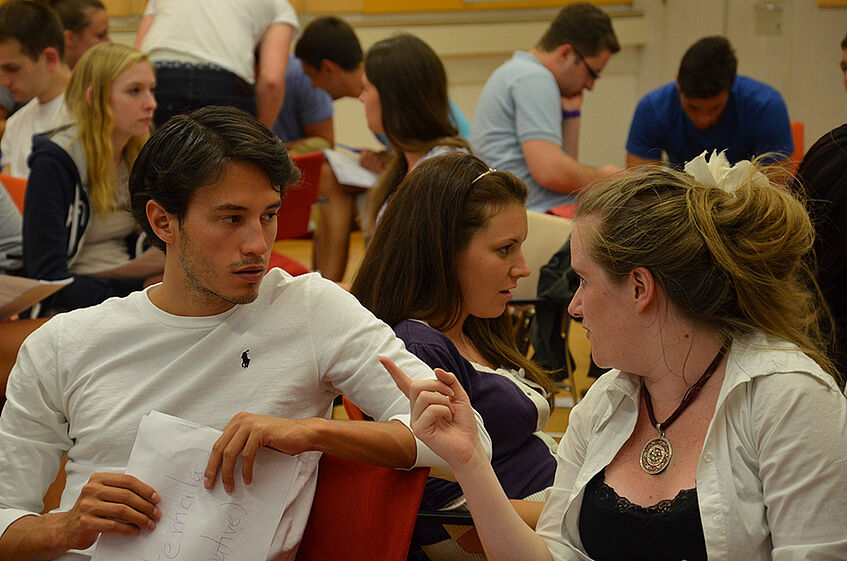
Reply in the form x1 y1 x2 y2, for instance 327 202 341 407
92 411 298 561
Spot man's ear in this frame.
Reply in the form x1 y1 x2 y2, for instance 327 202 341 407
556 43 574 61
63 30 76 51
320 59 339 75
41 46 61 69
146 200 177 246
630 266 656 313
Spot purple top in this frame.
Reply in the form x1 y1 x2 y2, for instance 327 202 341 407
393 319 556 544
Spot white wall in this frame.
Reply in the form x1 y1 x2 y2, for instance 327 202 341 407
329 0 847 167
637 0 847 156
115 1 847 166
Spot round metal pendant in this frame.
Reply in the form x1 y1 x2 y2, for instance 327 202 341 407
640 436 672 475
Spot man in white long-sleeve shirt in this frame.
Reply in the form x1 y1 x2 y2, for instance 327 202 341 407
0 106 490 561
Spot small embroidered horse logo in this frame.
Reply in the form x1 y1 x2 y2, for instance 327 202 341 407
241 350 250 369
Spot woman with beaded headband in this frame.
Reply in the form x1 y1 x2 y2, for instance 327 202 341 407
23 42 162 314
382 152 847 561
353 153 556 560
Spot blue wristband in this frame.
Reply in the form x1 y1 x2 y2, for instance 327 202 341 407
562 109 581 119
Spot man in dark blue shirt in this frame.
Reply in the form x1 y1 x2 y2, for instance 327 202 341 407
626 36 793 168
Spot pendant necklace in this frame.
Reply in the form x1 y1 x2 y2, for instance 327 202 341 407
639 343 728 475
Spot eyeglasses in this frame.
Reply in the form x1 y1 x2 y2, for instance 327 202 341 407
572 46 600 80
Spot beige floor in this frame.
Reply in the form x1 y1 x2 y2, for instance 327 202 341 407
273 231 366 286
273 232 593 438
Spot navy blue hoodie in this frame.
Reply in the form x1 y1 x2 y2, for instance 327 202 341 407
23 124 146 314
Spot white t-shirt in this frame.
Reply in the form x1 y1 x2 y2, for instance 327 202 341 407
140 0 300 84
0 269 489 560
71 161 135 275
0 94 71 178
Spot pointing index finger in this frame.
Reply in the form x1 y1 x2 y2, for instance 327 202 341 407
379 356 413 397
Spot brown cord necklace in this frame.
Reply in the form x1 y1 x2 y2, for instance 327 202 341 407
639 344 728 475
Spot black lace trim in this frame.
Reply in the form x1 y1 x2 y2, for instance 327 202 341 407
587 469 698 516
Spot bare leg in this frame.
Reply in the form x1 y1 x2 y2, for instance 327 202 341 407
315 162 365 281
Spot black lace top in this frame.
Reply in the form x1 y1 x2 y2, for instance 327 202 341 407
578 468 707 561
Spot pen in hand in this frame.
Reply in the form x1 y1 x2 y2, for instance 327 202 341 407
336 142 363 154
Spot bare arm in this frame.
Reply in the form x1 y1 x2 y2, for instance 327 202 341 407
0 474 161 561
523 139 619 195
88 248 164 280
2 165 10 176
625 152 661 169
133 14 154 51
204 413 417 493
561 116 579 160
359 149 390 173
301 117 334 146
255 23 294 128
560 93 582 159
285 117 334 153
455 499 546 553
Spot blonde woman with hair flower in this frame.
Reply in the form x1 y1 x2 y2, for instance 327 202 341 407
384 152 847 561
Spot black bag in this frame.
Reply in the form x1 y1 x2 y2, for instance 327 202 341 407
531 239 578 380
531 239 604 381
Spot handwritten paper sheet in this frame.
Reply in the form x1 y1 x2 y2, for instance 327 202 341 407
0 274 71 321
323 148 379 188
92 411 298 561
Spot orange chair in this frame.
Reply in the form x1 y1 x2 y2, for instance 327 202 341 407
789 121 804 173
0 174 27 213
279 151 323 241
295 452 429 561
342 395 367 420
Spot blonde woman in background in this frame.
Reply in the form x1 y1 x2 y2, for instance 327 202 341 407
23 42 162 314
385 156 847 561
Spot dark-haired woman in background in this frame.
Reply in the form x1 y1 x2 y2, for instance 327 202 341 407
359 34 470 235
353 153 555 560
318 33 470 282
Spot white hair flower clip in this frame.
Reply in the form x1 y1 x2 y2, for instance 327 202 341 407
683 149 769 194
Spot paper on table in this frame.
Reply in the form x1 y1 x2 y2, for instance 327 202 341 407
92 411 298 561
323 147 379 188
0 274 71 321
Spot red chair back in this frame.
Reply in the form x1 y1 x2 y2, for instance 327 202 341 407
342 396 367 420
0 174 27 213
267 251 309 277
790 121 804 173
278 151 323 241
295 453 428 561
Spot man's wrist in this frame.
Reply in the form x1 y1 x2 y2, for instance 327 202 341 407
562 109 581 119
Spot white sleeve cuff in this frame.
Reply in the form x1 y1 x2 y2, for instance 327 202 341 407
390 407 492 470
